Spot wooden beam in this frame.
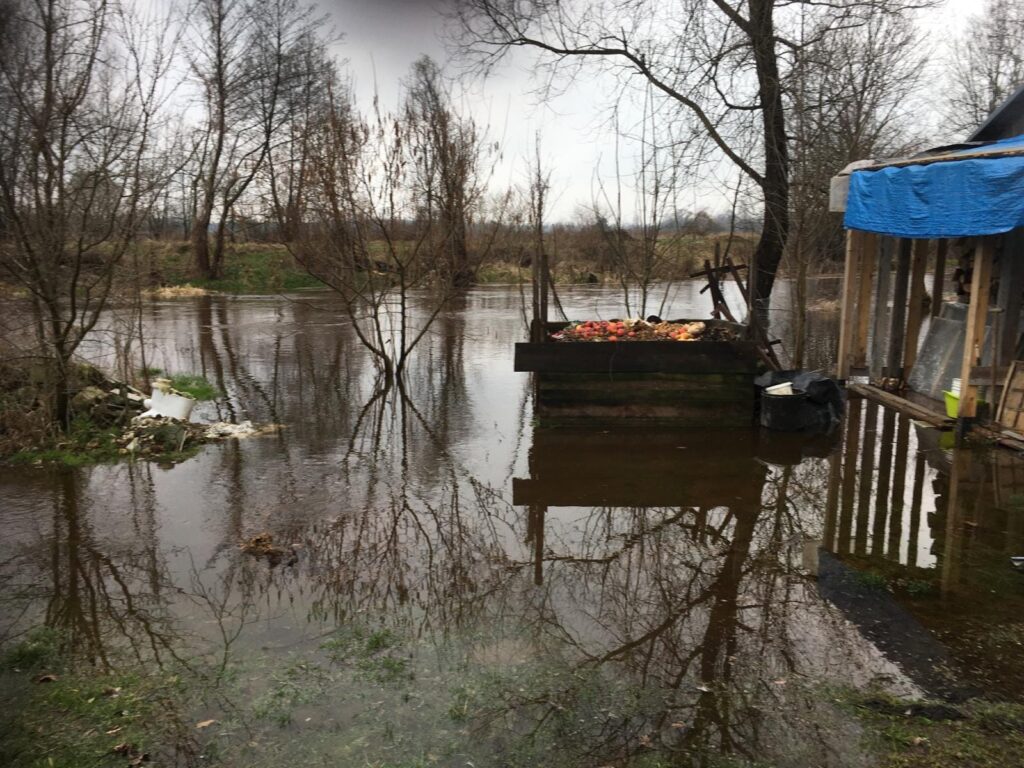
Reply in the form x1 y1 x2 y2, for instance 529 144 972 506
931 240 947 317
958 237 995 421
847 382 950 427
854 232 878 368
886 239 912 378
903 239 929 375
837 229 864 378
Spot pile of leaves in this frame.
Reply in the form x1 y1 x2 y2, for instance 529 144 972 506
551 318 720 342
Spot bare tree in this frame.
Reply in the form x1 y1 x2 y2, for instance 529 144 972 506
405 55 487 289
451 0 934 310
290 86 460 381
947 0 1024 138
786 10 924 364
0 0 175 427
592 92 689 318
254 0 333 243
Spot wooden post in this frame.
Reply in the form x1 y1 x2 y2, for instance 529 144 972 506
958 237 995 422
903 239 929 376
853 232 878 369
886 238 912 379
837 229 864 378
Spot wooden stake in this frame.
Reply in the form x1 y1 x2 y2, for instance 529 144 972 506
958 237 995 421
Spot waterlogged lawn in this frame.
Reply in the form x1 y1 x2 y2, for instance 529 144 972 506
16 619 1024 768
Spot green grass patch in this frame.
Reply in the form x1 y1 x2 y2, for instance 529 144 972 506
4 416 122 467
0 638 195 768
168 373 220 401
844 690 1024 768
2 628 64 672
854 569 891 592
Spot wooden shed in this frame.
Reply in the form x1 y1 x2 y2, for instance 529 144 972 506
831 93 1024 439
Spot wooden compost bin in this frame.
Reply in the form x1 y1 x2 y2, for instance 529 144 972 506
514 319 762 427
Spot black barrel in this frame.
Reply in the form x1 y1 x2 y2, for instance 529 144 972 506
760 388 823 431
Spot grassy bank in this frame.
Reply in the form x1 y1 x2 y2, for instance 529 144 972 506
138 233 760 295
143 241 322 294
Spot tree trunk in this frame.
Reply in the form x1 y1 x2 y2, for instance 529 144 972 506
450 213 472 288
749 0 790 313
53 354 70 431
211 200 230 280
191 205 213 278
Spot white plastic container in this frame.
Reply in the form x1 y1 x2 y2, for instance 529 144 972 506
765 382 795 396
951 377 962 396
140 378 195 421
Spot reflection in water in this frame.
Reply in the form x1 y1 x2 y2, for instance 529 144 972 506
1 284 1023 766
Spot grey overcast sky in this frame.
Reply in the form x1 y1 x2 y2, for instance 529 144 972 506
317 0 978 221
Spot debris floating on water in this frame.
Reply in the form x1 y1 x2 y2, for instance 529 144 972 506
203 420 279 439
117 416 280 460
239 531 298 567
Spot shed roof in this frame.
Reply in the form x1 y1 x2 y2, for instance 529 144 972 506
969 83 1024 142
842 134 1024 239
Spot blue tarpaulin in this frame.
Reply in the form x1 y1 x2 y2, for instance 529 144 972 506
844 134 1024 238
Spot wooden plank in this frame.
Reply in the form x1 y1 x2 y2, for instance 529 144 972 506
854 400 878 556
872 407 896 556
847 382 950 427
514 340 760 374
870 238 894 380
838 398 862 554
537 389 753 405
533 403 755 427
854 232 878 368
958 237 995 420
968 365 1011 385
931 240 947 317
837 229 864 378
997 228 1024 365
903 239 929 375
998 361 1024 432
886 238 912 378
538 372 751 384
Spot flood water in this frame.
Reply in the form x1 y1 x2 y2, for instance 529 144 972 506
2 282 1024 767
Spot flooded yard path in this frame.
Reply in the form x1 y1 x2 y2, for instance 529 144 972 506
2 284 1023 767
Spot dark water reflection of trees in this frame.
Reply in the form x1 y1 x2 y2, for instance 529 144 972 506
1 286 1022 766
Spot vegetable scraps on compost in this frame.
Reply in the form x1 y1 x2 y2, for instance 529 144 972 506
551 318 731 342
